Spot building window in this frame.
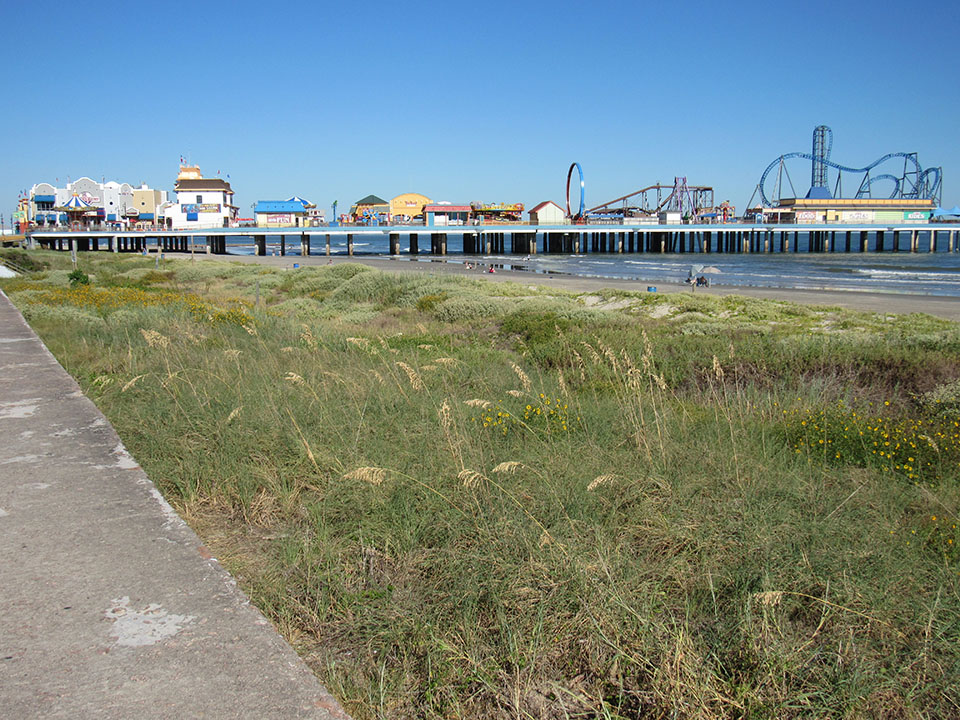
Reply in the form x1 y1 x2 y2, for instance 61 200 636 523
197 195 203 204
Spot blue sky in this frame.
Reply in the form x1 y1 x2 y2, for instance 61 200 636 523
2 0 958 223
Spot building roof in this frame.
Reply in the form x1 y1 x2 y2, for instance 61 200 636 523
175 178 233 192
424 205 472 213
529 200 564 213
254 201 308 214
353 194 388 206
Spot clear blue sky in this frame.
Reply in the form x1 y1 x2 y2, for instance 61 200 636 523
2 0 958 223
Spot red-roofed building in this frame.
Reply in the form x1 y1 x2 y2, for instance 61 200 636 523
424 204 472 227
528 200 567 225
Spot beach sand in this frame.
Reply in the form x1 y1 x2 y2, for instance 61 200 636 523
169 251 960 322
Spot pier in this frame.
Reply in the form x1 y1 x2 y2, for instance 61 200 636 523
25 223 959 257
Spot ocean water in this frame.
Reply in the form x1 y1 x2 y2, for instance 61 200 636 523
220 232 960 298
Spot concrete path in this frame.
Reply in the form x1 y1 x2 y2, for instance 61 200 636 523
0 289 348 718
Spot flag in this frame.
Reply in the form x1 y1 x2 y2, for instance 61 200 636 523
180 155 184 164
217 170 221 175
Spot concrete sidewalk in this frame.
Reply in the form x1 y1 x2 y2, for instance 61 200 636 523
0 290 347 718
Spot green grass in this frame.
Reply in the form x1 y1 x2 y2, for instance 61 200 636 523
4 250 960 719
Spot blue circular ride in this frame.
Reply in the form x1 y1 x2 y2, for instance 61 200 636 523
566 162 585 221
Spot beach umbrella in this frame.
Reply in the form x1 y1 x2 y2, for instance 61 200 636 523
701 265 721 274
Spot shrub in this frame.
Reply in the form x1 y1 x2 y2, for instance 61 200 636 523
68 269 90 287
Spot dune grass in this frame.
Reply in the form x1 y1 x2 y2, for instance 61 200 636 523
4 250 960 718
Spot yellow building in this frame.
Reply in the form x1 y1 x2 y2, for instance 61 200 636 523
390 192 431 221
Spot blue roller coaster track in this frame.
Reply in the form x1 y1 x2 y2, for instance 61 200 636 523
756 125 942 207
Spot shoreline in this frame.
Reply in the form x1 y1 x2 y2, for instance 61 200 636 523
170 251 960 321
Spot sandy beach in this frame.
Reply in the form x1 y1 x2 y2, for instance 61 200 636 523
169 251 960 322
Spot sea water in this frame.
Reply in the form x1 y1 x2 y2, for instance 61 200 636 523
220 231 960 298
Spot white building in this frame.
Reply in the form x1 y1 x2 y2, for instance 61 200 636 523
528 200 568 225
162 166 238 230
28 177 165 227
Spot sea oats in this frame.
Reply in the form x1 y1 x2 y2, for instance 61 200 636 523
242 323 257 336
434 357 458 367
580 342 601 365
753 590 784 607
464 399 492 409
458 469 487 488
492 461 523 474
280 346 297 353
438 400 453 432
396 362 425 391
712 355 724 381
418 344 435 350
587 474 618 491
299 325 317 348
284 372 306 386
223 349 241 358
140 329 170 349
226 406 242 423
346 337 370 350
421 364 438 371
121 375 144 392
506 390 524 398
511 362 532 392
343 467 387 486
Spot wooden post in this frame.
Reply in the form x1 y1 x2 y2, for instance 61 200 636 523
410 233 418 255
347 233 354 256
325 233 331 256
930 229 936 253
389 232 399 255
280 235 286 256
301 233 310 256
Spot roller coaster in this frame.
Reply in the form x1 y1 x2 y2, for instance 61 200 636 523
565 162 715 223
586 177 714 221
753 125 942 207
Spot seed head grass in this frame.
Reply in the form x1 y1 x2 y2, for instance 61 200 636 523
5 251 960 718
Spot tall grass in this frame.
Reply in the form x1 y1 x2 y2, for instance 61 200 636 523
4 251 960 718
